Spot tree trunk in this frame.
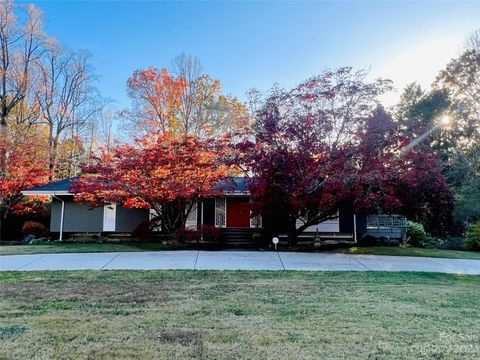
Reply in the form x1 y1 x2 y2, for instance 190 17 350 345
0 121 7 175
48 132 59 181
0 208 8 242
287 217 299 248
0 119 7 242
0 215 3 242
49 150 57 181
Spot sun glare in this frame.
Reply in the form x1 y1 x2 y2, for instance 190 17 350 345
440 114 450 126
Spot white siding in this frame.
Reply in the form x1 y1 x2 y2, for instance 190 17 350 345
185 202 198 230
296 217 339 233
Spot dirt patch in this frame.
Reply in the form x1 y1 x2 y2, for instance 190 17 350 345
152 329 203 346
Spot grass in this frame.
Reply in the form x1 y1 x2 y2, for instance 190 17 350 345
1 270 479 359
330 246 480 260
2 241 480 260
0 241 182 255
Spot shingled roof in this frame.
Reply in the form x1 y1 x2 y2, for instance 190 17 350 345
22 177 79 195
214 177 248 192
22 176 249 195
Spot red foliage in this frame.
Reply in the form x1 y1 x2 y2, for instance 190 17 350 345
176 225 222 244
0 138 49 228
234 70 454 243
199 225 222 241
175 226 198 243
72 133 231 233
11 202 48 216
131 220 157 241
22 221 48 238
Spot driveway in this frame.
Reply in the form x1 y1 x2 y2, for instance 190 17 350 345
1 250 480 274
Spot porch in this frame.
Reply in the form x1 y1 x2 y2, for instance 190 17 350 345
186 196 263 230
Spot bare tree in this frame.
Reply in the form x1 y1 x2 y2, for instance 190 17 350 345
83 104 117 160
35 45 101 179
171 53 248 137
464 28 480 53
171 53 202 135
0 0 45 125
99 105 116 151
0 0 45 173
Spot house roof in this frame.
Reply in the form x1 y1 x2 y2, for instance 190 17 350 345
22 177 79 196
214 177 248 193
22 176 249 196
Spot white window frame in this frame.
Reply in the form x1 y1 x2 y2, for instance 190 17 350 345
103 204 116 232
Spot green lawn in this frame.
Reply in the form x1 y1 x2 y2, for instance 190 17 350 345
2 241 480 260
0 241 182 255
330 246 480 260
1 271 479 359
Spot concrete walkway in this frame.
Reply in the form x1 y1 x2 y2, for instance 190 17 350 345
1 251 480 274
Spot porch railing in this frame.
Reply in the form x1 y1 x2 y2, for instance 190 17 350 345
367 214 407 228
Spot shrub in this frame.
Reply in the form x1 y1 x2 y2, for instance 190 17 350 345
199 225 222 242
465 222 480 251
132 217 160 241
439 236 465 250
176 226 199 243
406 222 444 248
21 221 48 238
406 221 428 247
176 225 222 245
359 235 378 246
132 220 157 241
252 232 263 242
422 236 444 249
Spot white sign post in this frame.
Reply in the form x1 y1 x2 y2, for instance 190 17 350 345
272 237 279 251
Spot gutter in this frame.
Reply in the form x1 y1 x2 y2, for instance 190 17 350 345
353 214 357 243
22 191 72 196
22 190 72 241
52 195 65 242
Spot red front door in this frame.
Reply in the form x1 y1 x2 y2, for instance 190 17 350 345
227 198 250 228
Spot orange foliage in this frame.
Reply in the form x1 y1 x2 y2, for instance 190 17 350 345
127 67 187 135
0 135 49 220
72 133 231 232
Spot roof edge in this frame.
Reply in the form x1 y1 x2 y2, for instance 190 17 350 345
22 190 72 196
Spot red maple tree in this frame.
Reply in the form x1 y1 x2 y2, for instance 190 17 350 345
0 137 49 239
235 69 454 244
72 132 231 233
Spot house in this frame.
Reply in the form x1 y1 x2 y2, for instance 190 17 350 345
21 178 150 236
23 177 369 246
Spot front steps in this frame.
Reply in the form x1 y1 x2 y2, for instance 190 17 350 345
221 228 262 248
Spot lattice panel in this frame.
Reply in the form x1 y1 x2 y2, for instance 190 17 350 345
250 214 262 228
215 197 226 227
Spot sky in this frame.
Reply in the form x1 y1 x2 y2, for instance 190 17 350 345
24 0 480 109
